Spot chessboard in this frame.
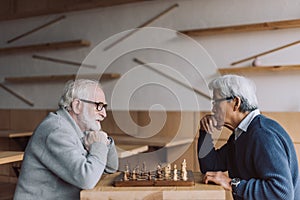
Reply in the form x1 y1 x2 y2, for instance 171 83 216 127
113 170 195 187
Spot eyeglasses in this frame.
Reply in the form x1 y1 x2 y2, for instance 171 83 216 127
211 96 234 106
79 99 108 111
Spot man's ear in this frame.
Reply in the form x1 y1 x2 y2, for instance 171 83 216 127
71 99 82 114
233 97 241 111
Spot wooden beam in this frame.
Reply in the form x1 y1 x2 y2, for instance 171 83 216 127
0 83 34 106
0 151 24 165
104 3 179 50
180 18 300 36
0 130 33 138
0 39 90 55
4 73 121 83
7 15 66 44
219 65 300 74
231 40 300 66
133 58 211 100
0 0 156 21
32 54 96 69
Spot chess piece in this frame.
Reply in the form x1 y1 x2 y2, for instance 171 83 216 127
164 163 171 179
123 171 128 181
132 169 137 181
124 164 130 180
156 164 163 180
173 164 178 181
148 171 152 180
181 159 186 172
181 159 188 181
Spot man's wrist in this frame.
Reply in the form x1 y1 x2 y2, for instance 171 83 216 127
231 178 240 195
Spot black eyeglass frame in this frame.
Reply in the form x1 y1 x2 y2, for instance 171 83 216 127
211 96 234 106
79 99 108 111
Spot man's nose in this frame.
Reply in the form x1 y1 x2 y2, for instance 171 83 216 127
100 108 107 118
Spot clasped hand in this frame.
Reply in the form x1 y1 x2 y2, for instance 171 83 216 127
83 130 110 151
200 114 222 133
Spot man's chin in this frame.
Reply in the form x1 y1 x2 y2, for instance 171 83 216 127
88 124 101 131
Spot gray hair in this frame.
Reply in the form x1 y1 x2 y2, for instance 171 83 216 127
58 79 102 110
208 75 258 112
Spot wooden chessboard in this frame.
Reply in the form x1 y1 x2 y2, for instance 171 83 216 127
114 170 195 187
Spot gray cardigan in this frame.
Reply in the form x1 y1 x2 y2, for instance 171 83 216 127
14 108 118 200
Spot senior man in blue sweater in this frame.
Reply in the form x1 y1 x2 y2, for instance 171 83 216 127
14 79 118 200
198 75 299 200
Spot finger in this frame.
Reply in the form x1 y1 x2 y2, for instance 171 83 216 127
200 116 211 132
204 175 216 184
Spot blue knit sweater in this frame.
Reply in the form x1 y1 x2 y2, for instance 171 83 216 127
198 114 300 200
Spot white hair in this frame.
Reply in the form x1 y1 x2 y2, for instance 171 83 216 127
208 75 258 112
58 79 102 110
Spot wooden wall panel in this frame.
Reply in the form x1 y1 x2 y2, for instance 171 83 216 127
0 110 10 130
15 0 48 13
102 111 138 136
0 109 299 183
263 112 300 143
9 109 48 131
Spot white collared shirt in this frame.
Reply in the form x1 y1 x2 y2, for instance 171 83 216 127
234 109 260 140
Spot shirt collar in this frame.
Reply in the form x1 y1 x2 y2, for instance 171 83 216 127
234 109 260 140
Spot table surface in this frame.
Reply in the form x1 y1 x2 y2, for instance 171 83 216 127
0 151 24 165
80 172 226 200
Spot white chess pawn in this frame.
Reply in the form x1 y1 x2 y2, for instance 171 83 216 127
173 164 178 181
123 172 128 181
182 170 187 181
132 169 137 180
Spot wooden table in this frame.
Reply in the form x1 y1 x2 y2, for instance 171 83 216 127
0 151 24 165
80 172 226 200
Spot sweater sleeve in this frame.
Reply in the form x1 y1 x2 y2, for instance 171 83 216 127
104 137 119 174
41 127 109 190
235 129 295 200
197 129 229 173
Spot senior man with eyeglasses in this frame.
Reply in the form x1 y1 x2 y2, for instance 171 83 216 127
14 79 118 200
198 75 299 200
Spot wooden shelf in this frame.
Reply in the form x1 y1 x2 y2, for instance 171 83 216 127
0 0 155 21
0 39 90 54
0 151 24 165
5 73 121 83
180 18 300 36
219 65 300 74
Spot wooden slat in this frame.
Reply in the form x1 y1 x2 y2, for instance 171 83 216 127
117 144 148 158
133 58 211 100
5 73 121 83
218 65 300 74
0 151 24 165
0 0 156 21
0 83 34 107
104 4 179 50
0 130 33 138
32 54 96 69
231 40 300 66
7 15 66 44
0 39 90 54
180 18 300 36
